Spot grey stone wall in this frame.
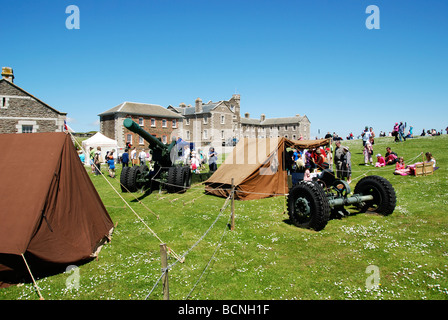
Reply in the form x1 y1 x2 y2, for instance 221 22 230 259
0 80 66 134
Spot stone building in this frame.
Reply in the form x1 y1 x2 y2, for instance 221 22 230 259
99 94 311 151
169 94 311 150
168 94 242 149
98 101 183 149
0 67 67 134
240 112 310 140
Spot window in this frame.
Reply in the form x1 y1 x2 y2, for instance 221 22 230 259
172 119 177 128
162 119 167 127
203 129 208 139
221 115 225 124
186 130 190 140
1 97 7 109
139 136 144 145
22 125 33 133
203 116 208 124
293 125 296 131
162 135 167 144
126 134 132 144
151 118 156 127
221 130 225 139
292 134 297 140
186 118 190 125
139 117 144 126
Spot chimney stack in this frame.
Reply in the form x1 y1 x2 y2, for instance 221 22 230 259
1 67 14 83
195 98 202 113
260 114 266 122
244 112 250 119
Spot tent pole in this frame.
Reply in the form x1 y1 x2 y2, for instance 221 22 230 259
21 253 44 300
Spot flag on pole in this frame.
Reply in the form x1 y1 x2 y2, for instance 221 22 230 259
64 120 68 132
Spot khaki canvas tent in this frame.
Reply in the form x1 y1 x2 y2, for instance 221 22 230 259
205 137 330 200
0 133 114 286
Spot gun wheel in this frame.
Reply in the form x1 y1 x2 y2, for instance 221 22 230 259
353 175 396 215
287 181 330 231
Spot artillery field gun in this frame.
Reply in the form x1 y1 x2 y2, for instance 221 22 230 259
287 169 396 231
120 119 191 193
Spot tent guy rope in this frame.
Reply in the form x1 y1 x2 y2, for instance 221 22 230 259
69 131 184 263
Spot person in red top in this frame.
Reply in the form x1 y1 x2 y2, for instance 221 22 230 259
375 154 386 167
394 157 410 175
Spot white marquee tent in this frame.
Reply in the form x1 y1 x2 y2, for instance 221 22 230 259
81 132 122 165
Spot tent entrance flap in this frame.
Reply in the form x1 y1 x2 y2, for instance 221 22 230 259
205 137 330 200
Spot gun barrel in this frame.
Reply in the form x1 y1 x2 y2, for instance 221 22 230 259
123 118 166 150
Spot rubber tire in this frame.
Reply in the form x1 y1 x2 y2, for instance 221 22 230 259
184 166 192 188
120 166 130 192
353 175 396 216
166 167 178 193
287 180 330 231
126 166 140 192
177 166 191 193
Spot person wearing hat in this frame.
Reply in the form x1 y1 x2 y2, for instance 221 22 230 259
375 153 386 167
341 146 352 183
334 141 344 178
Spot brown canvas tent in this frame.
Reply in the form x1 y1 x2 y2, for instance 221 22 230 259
0 133 114 286
205 137 330 200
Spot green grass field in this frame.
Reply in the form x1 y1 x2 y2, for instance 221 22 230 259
1 135 447 300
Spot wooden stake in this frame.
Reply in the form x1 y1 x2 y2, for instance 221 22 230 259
159 243 169 300
231 178 235 231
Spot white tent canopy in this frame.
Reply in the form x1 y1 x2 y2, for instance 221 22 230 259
81 132 122 165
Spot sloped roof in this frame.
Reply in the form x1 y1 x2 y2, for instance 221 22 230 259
82 132 118 147
0 79 67 115
0 132 113 281
241 115 307 126
99 101 183 118
170 101 223 116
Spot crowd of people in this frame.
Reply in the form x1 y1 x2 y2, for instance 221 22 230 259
286 122 440 185
81 121 442 182
81 143 220 179
179 145 218 173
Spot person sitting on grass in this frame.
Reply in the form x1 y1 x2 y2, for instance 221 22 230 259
394 152 438 176
393 157 410 176
385 147 398 165
375 154 386 167
425 152 436 167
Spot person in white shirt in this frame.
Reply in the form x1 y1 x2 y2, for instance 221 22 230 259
130 147 137 166
139 149 147 165
361 126 372 147
183 145 191 165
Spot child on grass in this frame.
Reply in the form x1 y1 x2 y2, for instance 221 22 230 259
375 154 386 167
108 157 116 178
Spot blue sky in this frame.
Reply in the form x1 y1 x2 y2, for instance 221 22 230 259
1 0 447 138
